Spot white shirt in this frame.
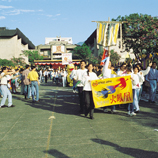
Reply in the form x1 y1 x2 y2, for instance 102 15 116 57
117 70 127 77
0 73 11 85
70 69 77 80
44 71 49 76
61 71 67 78
74 69 87 87
82 72 98 91
131 73 144 89
102 57 116 78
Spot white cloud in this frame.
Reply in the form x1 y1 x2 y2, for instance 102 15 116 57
0 16 6 20
1 0 12 2
55 14 61 16
46 14 53 18
4 9 35 15
0 5 13 9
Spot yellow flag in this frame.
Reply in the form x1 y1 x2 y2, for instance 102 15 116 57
91 76 133 108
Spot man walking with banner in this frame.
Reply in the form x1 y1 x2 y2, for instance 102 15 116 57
102 53 117 113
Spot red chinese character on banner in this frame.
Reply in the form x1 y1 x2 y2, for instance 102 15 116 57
124 92 132 101
110 95 117 104
117 93 124 102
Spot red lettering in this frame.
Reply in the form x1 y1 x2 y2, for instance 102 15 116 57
110 95 117 104
117 93 124 102
124 92 132 101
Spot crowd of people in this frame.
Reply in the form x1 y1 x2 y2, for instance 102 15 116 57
0 53 158 120
70 53 157 119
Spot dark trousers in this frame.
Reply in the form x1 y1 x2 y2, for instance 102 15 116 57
84 91 94 117
78 87 84 111
45 76 47 83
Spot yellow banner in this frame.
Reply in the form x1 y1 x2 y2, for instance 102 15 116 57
91 76 133 108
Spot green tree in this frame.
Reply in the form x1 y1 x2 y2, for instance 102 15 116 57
23 50 43 64
112 13 158 61
11 57 26 67
73 44 92 61
110 50 121 66
0 59 15 67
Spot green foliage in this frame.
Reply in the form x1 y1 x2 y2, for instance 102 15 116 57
110 50 121 66
73 44 92 60
11 57 26 67
112 13 158 61
73 44 98 64
23 50 43 64
0 59 15 66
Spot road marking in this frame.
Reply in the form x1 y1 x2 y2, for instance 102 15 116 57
49 116 56 119
45 91 57 158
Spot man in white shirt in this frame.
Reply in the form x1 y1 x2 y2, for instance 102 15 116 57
0 67 14 108
74 60 87 113
44 69 48 83
102 53 116 113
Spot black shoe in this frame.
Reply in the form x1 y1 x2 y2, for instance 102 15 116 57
90 116 94 119
151 101 156 104
8 105 15 107
85 111 88 117
148 100 151 103
135 110 139 113
0 105 7 108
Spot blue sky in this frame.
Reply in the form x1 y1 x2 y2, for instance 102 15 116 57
0 0 158 46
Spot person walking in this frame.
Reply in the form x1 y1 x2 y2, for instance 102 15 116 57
74 60 87 113
27 66 40 103
82 63 98 119
61 68 67 87
22 65 31 99
0 67 17 108
44 69 48 83
146 62 158 103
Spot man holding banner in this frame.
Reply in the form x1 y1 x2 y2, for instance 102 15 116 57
90 52 133 116
101 53 117 113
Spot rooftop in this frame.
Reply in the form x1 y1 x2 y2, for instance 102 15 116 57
0 27 35 49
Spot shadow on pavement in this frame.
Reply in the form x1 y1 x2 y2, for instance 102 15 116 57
91 139 158 158
43 149 70 158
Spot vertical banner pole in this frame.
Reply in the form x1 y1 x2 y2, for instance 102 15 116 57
120 23 122 51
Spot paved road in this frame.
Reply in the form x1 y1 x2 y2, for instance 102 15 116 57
0 81 158 158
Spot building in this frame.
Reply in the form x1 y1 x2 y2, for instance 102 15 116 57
84 29 135 62
34 38 80 68
45 37 73 45
0 27 35 63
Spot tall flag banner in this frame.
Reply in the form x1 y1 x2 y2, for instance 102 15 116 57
112 23 119 45
108 23 120 46
108 24 114 46
97 22 120 47
97 23 108 45
100 49 108 65
103 23 109 47
91 76 133 108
